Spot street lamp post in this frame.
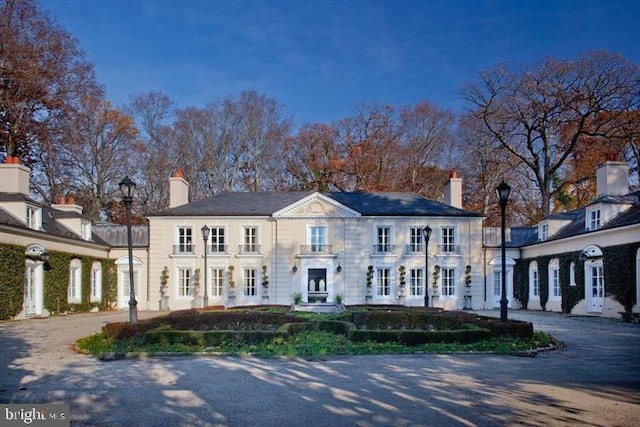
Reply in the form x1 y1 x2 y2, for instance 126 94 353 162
119 176 138 324
422 226 432 308
201 225 210 308
496 181 511 323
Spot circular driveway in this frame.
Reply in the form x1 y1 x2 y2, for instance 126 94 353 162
1 310 639 426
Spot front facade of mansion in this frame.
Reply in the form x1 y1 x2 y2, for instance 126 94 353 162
147 173 486 311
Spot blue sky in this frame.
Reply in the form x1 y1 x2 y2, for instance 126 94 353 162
46 0 640 127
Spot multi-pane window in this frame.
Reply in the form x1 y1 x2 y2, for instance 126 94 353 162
441 227 455 253
539 223 548 241
177 227 193 253
211 268 224 296
177 268 193 297
243 227 258 253
122 270 139 298
244 268 257 296
410 268 423 296
310 225 326 252
588 209 601 230
591 265 604 298
68 259 81 302
532 269 539 296
493 271 501 296
81 221 92 240
91 262 102 302
210 227 225 252
26 206 39 230
409 228 423 252
377 268 391 296
550 261 561 298
376 227 391 252
442 268 456 296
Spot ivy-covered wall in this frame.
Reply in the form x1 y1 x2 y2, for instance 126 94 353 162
515 242 639 315
0 244 28 320
603 243 640 313
0 243 117 320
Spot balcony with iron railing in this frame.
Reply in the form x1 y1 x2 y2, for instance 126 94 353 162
299 244 334 256
238 244 261 255
371 244 397 255
437 244 461 255
404 244 425 255
172 244 195 255
206 244 228 255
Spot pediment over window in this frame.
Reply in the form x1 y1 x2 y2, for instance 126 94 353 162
273 193 360 218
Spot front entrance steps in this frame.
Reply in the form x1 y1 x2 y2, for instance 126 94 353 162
292 302 343 313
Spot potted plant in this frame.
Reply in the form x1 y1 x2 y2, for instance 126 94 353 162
398 265 406 297
227 265 235 298
159 266 170 312
293 291 303 305
261 265 269 299
463 265 473 310
431 265 440 299
366 265 374 299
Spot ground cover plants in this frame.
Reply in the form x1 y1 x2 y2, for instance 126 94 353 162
75 306 560 358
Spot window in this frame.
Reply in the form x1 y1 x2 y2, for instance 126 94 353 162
210 227 225 253
591 265 604 298
122 270 139 299
588 208 601 230
242 227 258 253
211 268 225 296
530 262 539 297
244 268 257 296
410 268 423 296
310 225 326 252
493 271 501 297
376 227 391 252
81 221 92 240
441 227 456 253
409 227 424 253
569 262 576 287
441 268 456 296
539 223 548 241
177 268 193 297
26 206 40 230
177 227 193 253
549 259 560 298
377 268 391 296
68 259 82 302
91 262 102 302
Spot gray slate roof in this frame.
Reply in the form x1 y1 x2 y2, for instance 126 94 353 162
149 191 483 218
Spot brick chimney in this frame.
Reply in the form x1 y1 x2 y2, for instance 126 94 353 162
52 195 84 215
596 161 629 197
0 162 30 196
444 170 463 209
169 169 189 208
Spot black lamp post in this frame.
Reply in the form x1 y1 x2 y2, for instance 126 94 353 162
201 224 210 308
422 226 432 307
119 176 138 324
496 180 511 322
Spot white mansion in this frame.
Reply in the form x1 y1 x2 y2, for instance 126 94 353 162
0 160 638 319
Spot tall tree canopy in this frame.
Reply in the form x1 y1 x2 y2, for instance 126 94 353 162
0 0 100 163
462 50 640 217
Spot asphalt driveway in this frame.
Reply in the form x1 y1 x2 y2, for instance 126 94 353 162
1 310 639 426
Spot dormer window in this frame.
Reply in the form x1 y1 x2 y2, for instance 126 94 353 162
26 206 41 230
81 221 92 240
539 223 549 241
587 208 601 231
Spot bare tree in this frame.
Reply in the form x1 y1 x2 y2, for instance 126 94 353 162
50 96 139 220
462 51 640 217
127 91 176 214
